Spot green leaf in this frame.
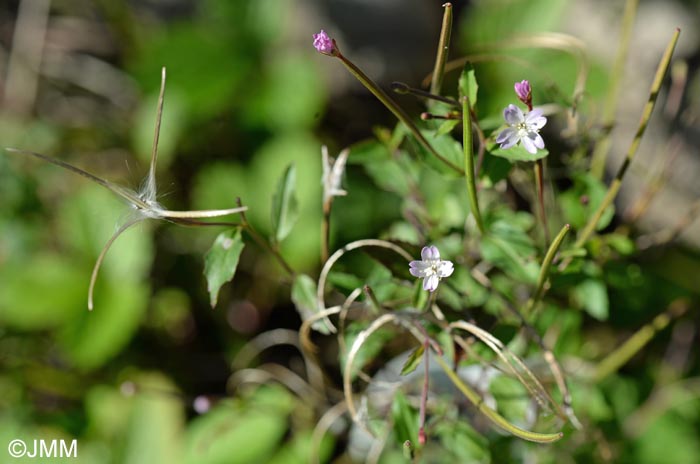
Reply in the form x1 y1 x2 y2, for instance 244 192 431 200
480 153 512 186
291 274 332 335
400 345 425 376
559 173 614 230
204 229 245 307
0 254 85 330
489 375 529 423
480 219 539 284
122 373 185 464
433 420 490 463
458 63 478 106
489 143 549 162
634 412 700 464
59 280 149 369
183 387 291 464
271 163 299 243
435 119 460 136
391 390 418 445
572 278 609 320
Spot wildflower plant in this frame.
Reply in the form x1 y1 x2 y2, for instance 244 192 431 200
287 3 686 461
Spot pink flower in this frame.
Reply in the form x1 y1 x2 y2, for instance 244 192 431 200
313 30 336 55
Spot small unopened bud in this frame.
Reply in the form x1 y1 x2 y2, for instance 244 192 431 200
312 30 338 56
514 80 532 108
391 82 410 94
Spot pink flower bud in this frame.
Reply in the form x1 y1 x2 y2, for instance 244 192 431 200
313 30 337 56
514 80 532 107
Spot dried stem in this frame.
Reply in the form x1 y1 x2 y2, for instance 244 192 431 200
574 29 680 249
429 2 453 97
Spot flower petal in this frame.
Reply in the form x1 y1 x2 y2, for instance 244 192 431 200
497 128 520 149
521 136 537 154
423 274 439 292
409 260 431 277
533 133 545 149
496 127 514 144
504 104 524 126
527 112 547 130
437 261 454 278
421 246 439 261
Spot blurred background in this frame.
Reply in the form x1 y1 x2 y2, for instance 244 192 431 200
1 0 699 462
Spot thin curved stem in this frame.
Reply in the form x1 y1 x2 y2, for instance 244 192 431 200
88 215 146 310
335 53 463 174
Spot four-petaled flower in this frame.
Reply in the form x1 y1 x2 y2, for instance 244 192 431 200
409 246 454 292
496 104 547 154
514 80 532 107
313 30 336 55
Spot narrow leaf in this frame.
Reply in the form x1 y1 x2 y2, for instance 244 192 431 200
400 344 425 376
435 119 460 137
204 229 245 307
271 163 299 242
458 63 478 107
291 274 332 334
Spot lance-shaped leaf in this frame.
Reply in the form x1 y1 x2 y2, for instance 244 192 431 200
458 62 478 107
400 344 425 376
204 229 245 307
291 274 333 334
271 163 299 243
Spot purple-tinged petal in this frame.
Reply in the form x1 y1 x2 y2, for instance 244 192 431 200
533 134 545 149
503 104 524 125
410 266 427 278
496 127 514 144
421 246 439 261
423 274 439 292
497 128 519 149
521 136 537 154
409 260 431 276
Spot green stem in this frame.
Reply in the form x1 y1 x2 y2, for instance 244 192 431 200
336 53 463 174
461 95 485 234
429 2 453 97
589 0 640 179
593 301 687 382
524 224 570 317
575 28 680 249
433 354 563 443
534 159 550 245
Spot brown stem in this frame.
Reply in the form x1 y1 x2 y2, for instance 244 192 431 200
236 197 295 276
